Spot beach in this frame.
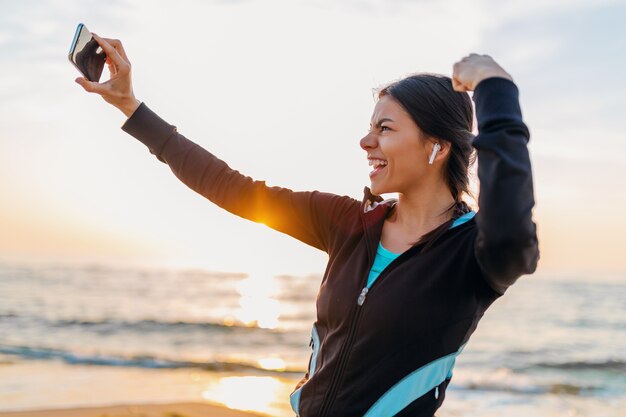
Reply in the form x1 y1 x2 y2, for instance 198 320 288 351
1 262 625 417
0 358 299 417
0 402 266 417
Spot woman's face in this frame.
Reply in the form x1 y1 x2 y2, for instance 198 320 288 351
360 94 443 196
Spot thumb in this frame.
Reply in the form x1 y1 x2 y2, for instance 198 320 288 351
75 77 105 94
452 77 467 92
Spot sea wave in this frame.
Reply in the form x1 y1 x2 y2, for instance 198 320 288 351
454 380 599 396
52 317 280 333
532 360 626 372
0 344 305 375
1 313 288 334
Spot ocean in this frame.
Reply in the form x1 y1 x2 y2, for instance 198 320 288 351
0 262 624 416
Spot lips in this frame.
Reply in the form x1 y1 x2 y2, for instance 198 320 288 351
369 164 386 178
367 157 388 179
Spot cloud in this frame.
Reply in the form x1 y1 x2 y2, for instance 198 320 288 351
0 0 132 114
479 0 622 23
477 1 626 86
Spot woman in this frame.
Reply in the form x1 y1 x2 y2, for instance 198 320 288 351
76 34 539 417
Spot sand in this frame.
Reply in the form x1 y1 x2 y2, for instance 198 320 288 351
0 402 269 417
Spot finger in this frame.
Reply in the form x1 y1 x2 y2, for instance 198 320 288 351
102 37 130 63
109 62 117 76
106 57 117 76
75 77 107 94
451 77 460 90
452 77 467 92
461 53 480 62
91 33 128 71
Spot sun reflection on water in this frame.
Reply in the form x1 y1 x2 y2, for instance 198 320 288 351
202 376 283 414
258 356 287 371
200 272 296 415
234 273 281 329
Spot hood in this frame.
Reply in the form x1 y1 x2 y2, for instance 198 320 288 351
361 186 397 214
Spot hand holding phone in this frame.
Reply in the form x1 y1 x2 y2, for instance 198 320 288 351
71 26 141 117
68 23 106 82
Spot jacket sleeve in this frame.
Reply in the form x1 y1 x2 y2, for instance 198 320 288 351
121 103 358 254
471 77 540 295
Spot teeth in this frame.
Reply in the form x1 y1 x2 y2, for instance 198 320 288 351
368 159 388 168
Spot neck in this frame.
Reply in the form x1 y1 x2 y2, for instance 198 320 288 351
388 180 456 233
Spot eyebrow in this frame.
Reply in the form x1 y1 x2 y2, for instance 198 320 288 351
369 117 395 127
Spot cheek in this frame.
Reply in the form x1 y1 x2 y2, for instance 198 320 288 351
387 144 423 172
397 154 423 177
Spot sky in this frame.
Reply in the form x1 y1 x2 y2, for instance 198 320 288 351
0 0 625 278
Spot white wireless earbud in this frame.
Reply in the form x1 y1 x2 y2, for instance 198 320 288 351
428 143 441 165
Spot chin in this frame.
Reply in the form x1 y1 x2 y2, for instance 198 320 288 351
369 182 388 196
371 180 401 197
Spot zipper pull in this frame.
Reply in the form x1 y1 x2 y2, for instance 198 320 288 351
309 337 314 348
357 287 369 306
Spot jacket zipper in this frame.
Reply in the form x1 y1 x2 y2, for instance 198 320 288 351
355 246 414 306
317 207 409 417
319 260 417 415
316 209 372 417
317 299 364 417
316 203 472 415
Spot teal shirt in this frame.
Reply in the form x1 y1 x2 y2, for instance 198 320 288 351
366 211 476 288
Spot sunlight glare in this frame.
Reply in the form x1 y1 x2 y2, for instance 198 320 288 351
234 273 281 329
202 376 282 414
258 356 287 371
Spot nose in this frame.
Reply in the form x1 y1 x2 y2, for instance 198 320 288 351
360 131 377 151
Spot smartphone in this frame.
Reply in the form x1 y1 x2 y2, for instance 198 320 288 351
68 23 106 82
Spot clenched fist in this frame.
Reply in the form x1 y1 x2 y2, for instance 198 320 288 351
452 53 514 92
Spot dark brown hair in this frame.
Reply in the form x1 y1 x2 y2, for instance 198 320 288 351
377 73 477 251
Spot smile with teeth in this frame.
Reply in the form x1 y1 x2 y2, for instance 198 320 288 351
368 159 388 177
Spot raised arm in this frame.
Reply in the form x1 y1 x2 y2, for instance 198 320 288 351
122 103 359 253
453 54 540 295
74 34 359 254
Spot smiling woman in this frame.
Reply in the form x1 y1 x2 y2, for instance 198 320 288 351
75 32 539 417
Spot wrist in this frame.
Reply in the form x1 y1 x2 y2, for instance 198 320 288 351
119 97 141 118
475 69 513 88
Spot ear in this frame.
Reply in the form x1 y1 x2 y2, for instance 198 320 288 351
438 141 452 159
428 140 451 164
